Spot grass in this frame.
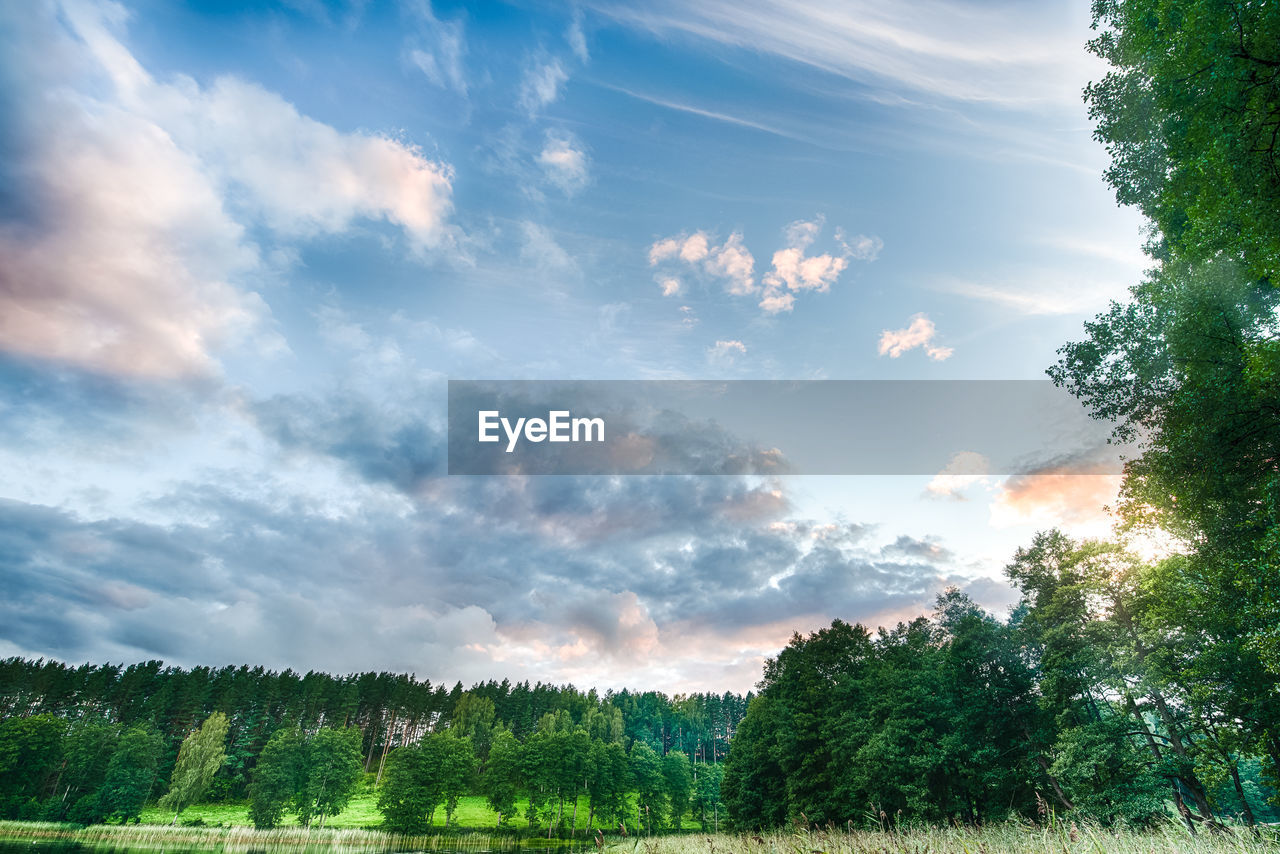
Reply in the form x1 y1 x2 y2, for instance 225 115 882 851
4 819 1278 854
611 824 1280 854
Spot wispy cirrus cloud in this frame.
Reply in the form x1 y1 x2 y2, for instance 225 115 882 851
589 0 1100 109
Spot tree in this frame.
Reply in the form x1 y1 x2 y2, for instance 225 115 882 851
1085 0 1280 280
97 724 163 824
160 711 229 825
481 728 521 827
377 732 474 834
250 728 308 829
661 752 692 830
301 727 363 828
379 744 436 835
585 739 629 833
0 715 65 819
629 741 666 834
692 762 724 832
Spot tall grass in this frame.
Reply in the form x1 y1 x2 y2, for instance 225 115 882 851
604 823 1279 854
0 819 573 854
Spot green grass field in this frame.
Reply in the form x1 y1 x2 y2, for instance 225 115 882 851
139 793 706 833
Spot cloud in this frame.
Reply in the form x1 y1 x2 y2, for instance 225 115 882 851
519 221 578 273
566 10 589 62
707 232 756 295
759 217 852 313
651 219 873 313
658 276 682 297
403 3 468 95
648 231 755 295
590 0 1099 109
989 471 1121 537
0 1 456 380
708 339 747 363
877 313 953 360
519 57 568 116
838 229 884 261
924 451 991 499
537 130 590 195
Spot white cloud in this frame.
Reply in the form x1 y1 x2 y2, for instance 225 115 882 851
925 451 991 499
838 229 884 261
658 276 682 297
760 217 865 314
707 232 756 295
648 231 755 295
878 313 952 360
519 221 577 273
0 1 459 380
591 0 1101 109
566 10 589 62
519 57 568 116
537 130 590 195
708 339 747 362
403 3 468 96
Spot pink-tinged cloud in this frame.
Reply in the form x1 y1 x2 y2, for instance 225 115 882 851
759 217 868 314
0 1 456 380
648 230 755 295
989 472 1122 536
878 313 952 360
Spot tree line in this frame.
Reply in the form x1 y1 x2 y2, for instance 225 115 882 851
0 659 746 831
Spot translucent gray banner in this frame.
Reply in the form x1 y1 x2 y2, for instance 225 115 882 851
446 380 1130 476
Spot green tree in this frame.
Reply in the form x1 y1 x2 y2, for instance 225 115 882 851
1085 0 1280 279
629 741 666 834
250 728 308 829
98 724 163 824
301 727 363 828
661 751 692 830
691 762 724 832
585 739 629 833
0 715 65 819
379 744 436 834
481 728 521 827
160 711 229 825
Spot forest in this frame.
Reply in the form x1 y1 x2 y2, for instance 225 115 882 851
0 658 747 832
1 0 1279 844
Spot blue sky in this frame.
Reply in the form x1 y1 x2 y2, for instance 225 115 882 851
0 0 1146 692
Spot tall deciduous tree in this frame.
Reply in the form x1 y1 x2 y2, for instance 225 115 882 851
160 712 229 825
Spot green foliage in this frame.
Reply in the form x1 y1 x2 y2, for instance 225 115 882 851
1049 719 1165 826
585 739 629 831
160 712 229 824
661 752 692 830
481 728 521 826
1085 0 1280 279
629 741 667 834
97 724 163 824
377 732 475 834
302 726 364 827
0 715 65 819
691 762 723 831
249 728 307 829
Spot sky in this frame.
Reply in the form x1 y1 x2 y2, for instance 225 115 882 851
0 0 1149 694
